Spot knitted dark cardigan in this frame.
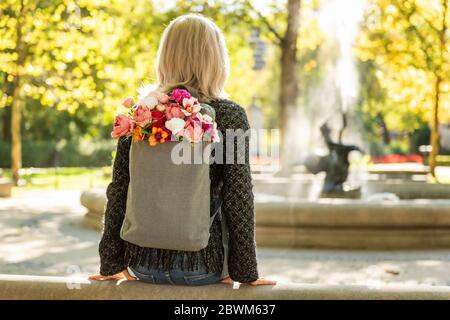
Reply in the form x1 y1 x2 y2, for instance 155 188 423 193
98 98 259 283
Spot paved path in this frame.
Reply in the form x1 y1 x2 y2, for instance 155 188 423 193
1 189 449 286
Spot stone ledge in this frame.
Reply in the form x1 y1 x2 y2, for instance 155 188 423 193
255 201 450 228
0 274 449 300
256 226 450 249
80 188 450 248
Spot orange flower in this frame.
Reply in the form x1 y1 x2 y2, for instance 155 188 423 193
148 126 169 146
132 126 145 143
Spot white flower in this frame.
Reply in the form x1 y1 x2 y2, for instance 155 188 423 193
181 97 201 116
137 84 157 100
165 118 186 135
139 95 158 109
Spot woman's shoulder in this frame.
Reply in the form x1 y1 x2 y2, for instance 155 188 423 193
209 98 244 112
208 98 249 130
208 98 249 129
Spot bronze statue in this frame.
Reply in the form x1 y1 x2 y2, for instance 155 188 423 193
304 120 363 196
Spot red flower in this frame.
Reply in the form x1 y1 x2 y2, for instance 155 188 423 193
150 110 166 128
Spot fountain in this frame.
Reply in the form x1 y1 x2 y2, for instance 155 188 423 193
249 0 450 249
80 0 450 250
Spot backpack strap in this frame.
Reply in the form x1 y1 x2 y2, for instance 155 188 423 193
209 206 220 228
200 103 216 121
209 206 230 279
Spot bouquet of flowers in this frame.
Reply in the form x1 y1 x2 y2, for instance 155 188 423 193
111 88 219 146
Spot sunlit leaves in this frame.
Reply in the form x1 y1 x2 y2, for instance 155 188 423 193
0 0 324 142
355 0 450 137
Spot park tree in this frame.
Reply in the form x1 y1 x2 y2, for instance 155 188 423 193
247 0 301 164
0 0 323 174
355 0 450 176
0 0 123 184
244 0 323 165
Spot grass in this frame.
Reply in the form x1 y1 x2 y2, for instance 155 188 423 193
1 167 112 190
1 162 449 193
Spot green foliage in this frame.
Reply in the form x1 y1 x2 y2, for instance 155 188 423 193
0 0 324 166
355 0 450 155
0 138 115 167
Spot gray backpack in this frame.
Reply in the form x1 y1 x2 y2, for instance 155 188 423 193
119 88 229 278
120 140 217 251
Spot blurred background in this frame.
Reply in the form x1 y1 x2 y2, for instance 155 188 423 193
1 0 450 287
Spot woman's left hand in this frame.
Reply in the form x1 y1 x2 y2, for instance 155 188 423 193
88 269 137 281
221 276 277 286
220 276 233 284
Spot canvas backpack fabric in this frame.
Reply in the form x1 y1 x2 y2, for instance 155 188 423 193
120 139 219 251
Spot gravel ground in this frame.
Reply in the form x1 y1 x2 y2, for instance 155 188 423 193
1 189 450 286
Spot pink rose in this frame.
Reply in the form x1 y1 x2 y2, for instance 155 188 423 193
166 103 185 119
182 116 203 143
121 96 135 108
133 105 152 127
182 124 203 143
111 114 134 138
170 89 191 103
185 112 203 125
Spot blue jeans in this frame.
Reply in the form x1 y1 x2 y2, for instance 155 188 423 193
128 252 222 286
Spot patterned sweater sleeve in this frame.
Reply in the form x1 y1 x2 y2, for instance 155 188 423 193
218 101 259 283
98 135 131 276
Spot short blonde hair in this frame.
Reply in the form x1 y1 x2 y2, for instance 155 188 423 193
155 14 229 102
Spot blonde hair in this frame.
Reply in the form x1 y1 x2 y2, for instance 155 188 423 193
155 14 229 102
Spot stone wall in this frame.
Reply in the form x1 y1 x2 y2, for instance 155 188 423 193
1 274 449 300
80 189 450 249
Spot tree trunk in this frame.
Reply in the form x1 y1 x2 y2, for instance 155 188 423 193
279 0 301 166
2 106 12 141
429 76 440 177
11 0 27 186
377 112 391 145
429 0 448 177
1 74 13 141
11 75 22 185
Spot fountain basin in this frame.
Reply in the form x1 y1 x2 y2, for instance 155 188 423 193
80 188 106 230
255 199 450 249
363 181 450 199
253 176 450 199
80 188 450 249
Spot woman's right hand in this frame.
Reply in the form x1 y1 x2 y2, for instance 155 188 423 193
221 276 276 286
88 269 137 281
249 278 277 286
